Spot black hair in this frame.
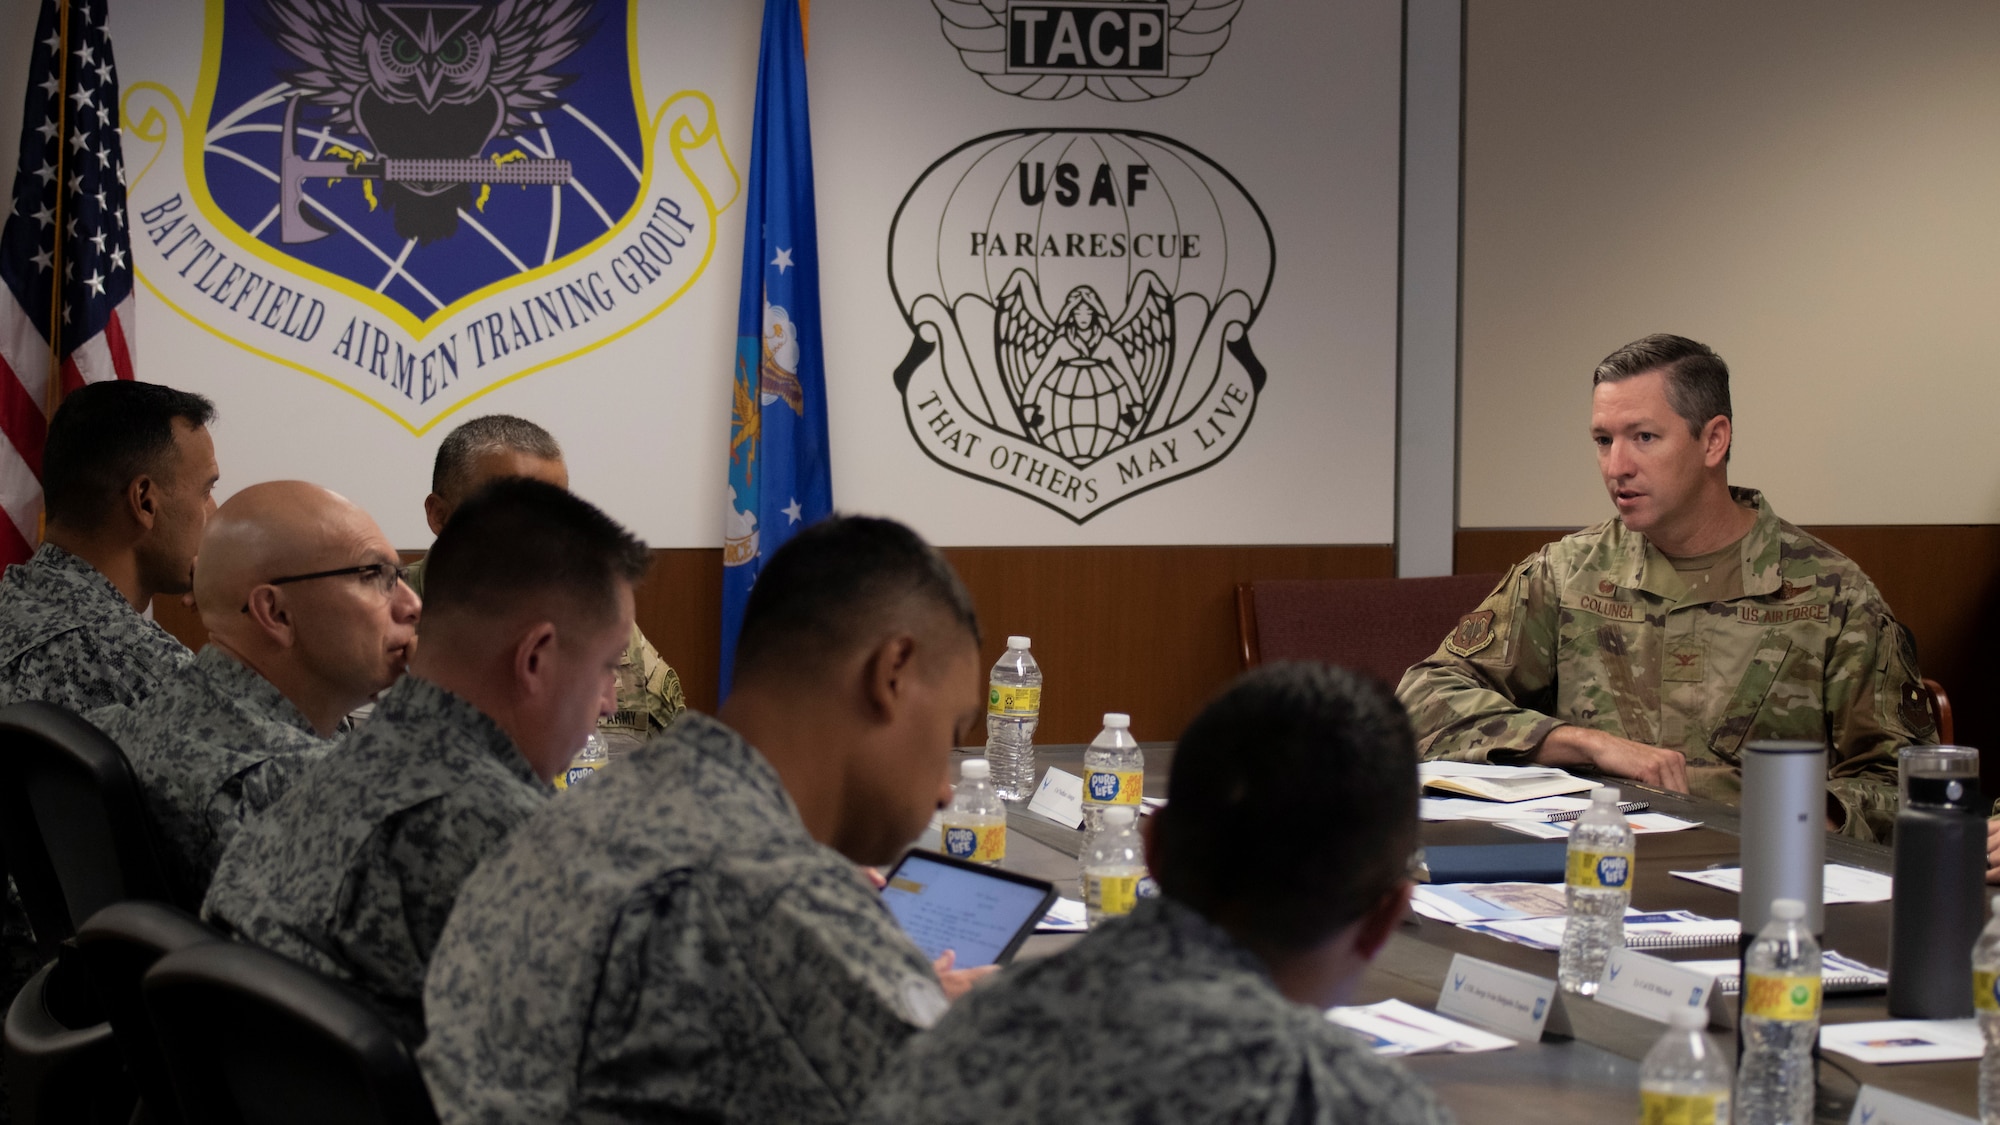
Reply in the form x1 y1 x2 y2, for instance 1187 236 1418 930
1592 334 1732 459
1152 662 1419 950
42 381 216 532
734 515 980 683
422 477 648 627
430 414 563 502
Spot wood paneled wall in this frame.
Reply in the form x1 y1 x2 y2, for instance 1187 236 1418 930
155 544 1397 746
1458 526 2000 788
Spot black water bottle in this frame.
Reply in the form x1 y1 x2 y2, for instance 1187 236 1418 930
1889 745 1985 1018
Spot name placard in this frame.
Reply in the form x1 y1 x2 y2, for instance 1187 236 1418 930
1436 953 1556 1042
1596 948 1718 1023
1849 1085 1977 1125
1026 767 1085 828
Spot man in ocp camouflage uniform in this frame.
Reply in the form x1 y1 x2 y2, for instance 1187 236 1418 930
410 414 684 732
1397 335 1929 843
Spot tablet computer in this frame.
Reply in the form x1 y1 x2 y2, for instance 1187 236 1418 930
880 849 1058 968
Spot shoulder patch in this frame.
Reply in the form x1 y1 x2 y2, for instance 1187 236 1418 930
1900 681 1936 737
1445 610 1497 658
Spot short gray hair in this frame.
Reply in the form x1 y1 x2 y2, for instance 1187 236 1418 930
431 415 563 502
1592 334 1732 460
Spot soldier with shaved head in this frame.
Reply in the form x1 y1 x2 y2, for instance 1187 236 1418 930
90 482 420 898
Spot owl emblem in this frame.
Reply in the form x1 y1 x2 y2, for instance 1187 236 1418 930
262 0 595 242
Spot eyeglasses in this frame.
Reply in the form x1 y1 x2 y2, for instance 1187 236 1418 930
240 562 411 613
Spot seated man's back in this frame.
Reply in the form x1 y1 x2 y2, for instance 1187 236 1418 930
91 481 420 897
422 515 987 1124
860 664 1453 1125
201 479 646 1041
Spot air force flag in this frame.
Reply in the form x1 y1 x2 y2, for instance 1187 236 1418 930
721 0 830 697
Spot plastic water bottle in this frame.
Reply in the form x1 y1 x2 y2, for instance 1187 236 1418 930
1973 894 2000 1122
1640 1005 1731 1125
1082 712 1142 853
554 731 609 791
1557 786 1634 995
939 758 1006 866
1083 805 1144 928
1737 898 1821 1125
985 637 1042 801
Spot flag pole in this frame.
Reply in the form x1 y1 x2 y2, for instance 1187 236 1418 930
45 0 70 418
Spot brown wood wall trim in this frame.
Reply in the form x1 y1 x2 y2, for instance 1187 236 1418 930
1457 525 2000 791
154 543 1396 747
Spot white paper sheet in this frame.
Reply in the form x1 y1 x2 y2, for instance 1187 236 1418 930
1668 864 1893 904
1820 1019 1983 1065
1420 796 1595 822
1497 813 1702 838
1327 998 1517 1054
1411 882 1569 923
1035 897 1088 933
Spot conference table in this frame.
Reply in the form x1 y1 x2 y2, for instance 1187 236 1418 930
956 745 1981 1125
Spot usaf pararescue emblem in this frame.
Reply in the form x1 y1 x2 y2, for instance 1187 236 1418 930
889 129 1273 522
122 0 735 432
931 0 1243 101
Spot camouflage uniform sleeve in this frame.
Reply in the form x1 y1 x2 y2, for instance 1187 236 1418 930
617 626 686 731
1394 551 1566 762
1823 601 1931 845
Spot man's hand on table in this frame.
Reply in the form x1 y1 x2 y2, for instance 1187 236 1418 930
1985 820 2000 885
1532 726 1689 793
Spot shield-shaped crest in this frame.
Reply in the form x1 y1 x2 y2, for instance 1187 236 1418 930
197 0 646 330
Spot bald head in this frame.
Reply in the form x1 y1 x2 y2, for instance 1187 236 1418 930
196 482 421 735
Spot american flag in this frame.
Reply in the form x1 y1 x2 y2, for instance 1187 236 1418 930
0 0 135 566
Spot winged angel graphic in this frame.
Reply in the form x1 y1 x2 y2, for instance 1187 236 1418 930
262 0 595 242
996 272 1172 464
931 0 1243 101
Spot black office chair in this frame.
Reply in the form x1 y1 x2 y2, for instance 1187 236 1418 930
144 941 440 1125
75 902 220 1125
0 701 184 1125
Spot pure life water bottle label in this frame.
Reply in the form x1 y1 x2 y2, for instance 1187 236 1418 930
1086 769 1144 806
1567 850 1632 890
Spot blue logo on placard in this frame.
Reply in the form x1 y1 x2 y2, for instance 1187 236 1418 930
1088 772 1121 801
1451 974 1466 992
943 827 977 858
1596 855 1630 887
202 0 644 319
1607 964 1622 982
1689 987 1705 1005
1532 997 1547 1019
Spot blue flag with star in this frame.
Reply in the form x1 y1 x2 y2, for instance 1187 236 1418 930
721 0 831 698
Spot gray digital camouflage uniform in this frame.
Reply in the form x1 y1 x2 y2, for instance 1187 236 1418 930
88 645 334 900
1396 489 1930 843
419 712 948 1125
858 896 1455 1125
0 543 193 711
201 674 545 1042
403 555 685 731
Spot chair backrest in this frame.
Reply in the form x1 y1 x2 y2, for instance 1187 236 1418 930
74 901 220 1125
1238 574 1506 689
144 941 440 1125
0 702 184 957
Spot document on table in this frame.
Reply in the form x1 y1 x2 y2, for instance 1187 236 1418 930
1497 813 1701 838
1327 998 1517 1055
1420 795 1595 822
1035 897 1088 933
1411 882 1569 923
1462 910 1737 953
1668 863 1893 904
1418 761 1601 802
1820 1019 1983 1065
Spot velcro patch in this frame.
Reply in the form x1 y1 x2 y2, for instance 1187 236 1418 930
1739 604 1830 625
1445 610 1496 658
1663 641 1705 683
1900 681 1936 735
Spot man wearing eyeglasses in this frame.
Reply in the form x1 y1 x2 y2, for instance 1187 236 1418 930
203 479 647 1043
89 481 420 899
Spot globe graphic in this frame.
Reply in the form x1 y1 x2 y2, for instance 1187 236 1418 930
1031 358 1141 463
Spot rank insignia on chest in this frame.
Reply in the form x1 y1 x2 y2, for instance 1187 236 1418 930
1446 610 1496 658
1664 642 1705 683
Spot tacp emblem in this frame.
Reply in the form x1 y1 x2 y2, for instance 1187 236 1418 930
890 129 1273 521
1445 610 1496 658
930 0 1242 101
1900 681 1935 736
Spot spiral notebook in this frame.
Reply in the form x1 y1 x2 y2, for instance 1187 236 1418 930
1463 910 1739 952
1677 951 1889 995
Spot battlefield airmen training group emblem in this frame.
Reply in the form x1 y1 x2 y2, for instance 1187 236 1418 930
930 0 1242 101
889 129 1273 522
